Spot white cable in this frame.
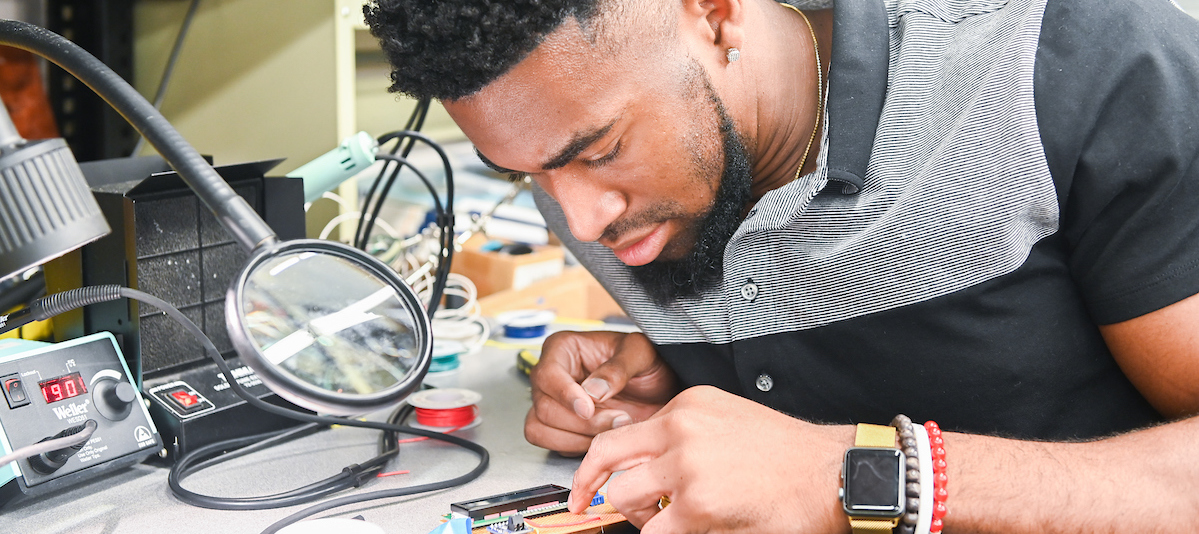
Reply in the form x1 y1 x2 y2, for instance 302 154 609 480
427 274 489 354
319 212 400 241
369 219 401 240
304 191 351 213
433 318 489 354
358 218 489 354
319 212 362 241
321 191 351 211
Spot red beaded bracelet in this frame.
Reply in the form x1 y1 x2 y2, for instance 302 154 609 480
925 421 948 533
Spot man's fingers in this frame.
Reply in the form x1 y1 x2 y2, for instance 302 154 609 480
579 333 659 403
529 354 597 419
532 390 631 435
569 420 667 512
637 502 685 534
523 408 593 456
605 464 671 528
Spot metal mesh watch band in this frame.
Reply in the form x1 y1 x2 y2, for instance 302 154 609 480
848 423 901 534
851 518 901 533
855 423 897 447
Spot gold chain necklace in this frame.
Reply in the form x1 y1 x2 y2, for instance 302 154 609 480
780 2 823 181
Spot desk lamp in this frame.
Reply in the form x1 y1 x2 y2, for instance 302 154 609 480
0 20 432 416
0 97 109 285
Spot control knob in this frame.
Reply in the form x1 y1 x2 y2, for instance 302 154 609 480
92 377 136 421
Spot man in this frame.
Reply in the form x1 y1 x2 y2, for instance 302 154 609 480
364 0 1199 532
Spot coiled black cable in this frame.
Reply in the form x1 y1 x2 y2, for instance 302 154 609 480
170 400 418 510
366 131 456 317
168 422 394 510
373 152 455 316
355 98 430 250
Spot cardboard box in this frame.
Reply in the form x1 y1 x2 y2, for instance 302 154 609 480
451 236 566 297
479 266 626 322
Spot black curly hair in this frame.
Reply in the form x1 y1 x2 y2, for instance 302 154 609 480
363 0 611 101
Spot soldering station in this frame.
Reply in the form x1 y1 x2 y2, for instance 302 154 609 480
0 7 628 534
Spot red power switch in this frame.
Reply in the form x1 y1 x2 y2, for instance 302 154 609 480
3 374 30 409
157 384 210 416
170 390 199 407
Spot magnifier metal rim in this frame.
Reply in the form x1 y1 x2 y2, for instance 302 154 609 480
226 238 432 415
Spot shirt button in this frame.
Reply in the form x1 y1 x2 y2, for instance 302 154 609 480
740 279 759 301
746 208 758 219
756 373 774 392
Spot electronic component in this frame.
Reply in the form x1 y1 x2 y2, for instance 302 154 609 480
457 494 627 534
446 485 626 534
451 484 570 523
0 333 161 506
38 372 87 404
486 514 533 534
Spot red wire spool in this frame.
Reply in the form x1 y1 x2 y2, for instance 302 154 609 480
407 388 482 430
414 405 478 428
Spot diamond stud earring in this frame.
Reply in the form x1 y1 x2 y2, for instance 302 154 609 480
727 47 741 63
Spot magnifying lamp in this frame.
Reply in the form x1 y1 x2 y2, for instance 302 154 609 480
0 20 431 415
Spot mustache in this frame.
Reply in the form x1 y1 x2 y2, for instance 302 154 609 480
600 203 688 244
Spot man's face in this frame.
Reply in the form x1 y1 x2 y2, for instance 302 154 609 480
444 16 752 302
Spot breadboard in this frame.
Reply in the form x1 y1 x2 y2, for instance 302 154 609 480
473 502 627 534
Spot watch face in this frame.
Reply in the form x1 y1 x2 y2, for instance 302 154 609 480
842 447 904 517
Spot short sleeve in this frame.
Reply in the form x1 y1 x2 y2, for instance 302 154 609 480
1036 0 1199 324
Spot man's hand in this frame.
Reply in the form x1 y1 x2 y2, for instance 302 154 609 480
525 330 680 455
568 385 854 533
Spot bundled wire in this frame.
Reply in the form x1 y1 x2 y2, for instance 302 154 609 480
170 400 422 509
424 273 490 354
169 423 374 510
355 98 430 250
368 133 456 317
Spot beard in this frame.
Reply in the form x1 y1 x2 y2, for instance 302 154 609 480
628 95 753 306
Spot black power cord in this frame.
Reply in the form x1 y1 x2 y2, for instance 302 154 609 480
7 286 489 533
355 98 430 250
373 151 455 316
170 398 418 510
169 423 382 510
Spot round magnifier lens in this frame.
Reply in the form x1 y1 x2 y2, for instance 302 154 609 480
228 240 431 415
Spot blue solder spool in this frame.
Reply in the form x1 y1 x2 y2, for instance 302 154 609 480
497 310 556 339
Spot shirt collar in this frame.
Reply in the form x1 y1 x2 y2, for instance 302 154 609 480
823 0 889 194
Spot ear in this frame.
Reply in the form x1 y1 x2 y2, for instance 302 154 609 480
680 0 746 58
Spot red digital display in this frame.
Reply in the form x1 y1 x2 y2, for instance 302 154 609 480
39 372 87 404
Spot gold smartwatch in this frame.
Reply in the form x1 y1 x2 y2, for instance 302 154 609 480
839 423 906 533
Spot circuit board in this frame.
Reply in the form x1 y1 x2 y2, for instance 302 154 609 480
474 501 626 534
442 484 626 534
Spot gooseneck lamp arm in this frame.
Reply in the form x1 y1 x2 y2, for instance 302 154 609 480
0 19 277 253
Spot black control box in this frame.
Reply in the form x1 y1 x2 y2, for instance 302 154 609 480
143 356 309 463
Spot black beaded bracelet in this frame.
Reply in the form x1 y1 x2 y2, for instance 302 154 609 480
891 414 922 534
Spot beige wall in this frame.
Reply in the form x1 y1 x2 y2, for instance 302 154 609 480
133 0 461 175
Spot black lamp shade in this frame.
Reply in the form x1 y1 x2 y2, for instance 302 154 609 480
0 137 110 282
